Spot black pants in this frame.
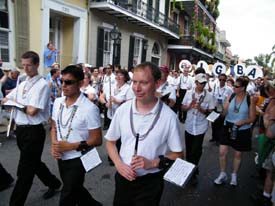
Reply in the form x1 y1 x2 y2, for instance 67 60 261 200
185 131 205 166
0 162 13 189
10 124 60 206
211 115 225 142
176 89 187 122
58 157 97 206
114 172 164 206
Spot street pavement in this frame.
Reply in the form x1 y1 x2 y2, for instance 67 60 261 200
0 118 261 206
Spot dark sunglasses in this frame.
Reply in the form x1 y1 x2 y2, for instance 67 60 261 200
198 82 206 85
233 85 242 88
60 79 78 85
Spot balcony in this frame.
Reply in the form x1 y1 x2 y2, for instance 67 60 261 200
90 0 180 39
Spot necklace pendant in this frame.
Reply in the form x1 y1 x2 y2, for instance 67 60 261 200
234 108 239 113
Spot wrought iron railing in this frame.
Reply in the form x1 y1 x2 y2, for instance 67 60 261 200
90 0 179 35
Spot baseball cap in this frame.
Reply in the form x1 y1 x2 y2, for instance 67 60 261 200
159 65 169 73
195 73 207 83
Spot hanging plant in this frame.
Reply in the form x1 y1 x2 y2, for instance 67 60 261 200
172 0 184 12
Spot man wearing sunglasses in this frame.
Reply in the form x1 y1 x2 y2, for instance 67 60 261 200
3 51 61 205
51 65 102 206
210 73 233 144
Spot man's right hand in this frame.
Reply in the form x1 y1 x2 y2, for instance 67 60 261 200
115 161 136 181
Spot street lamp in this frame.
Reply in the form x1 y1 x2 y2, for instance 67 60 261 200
110 24 121 65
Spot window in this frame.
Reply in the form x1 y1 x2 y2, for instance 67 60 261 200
184 15 190 36
133 37 142 66
151 42 160 66
103 29 113 66
0 0 9 62
173 9 179 24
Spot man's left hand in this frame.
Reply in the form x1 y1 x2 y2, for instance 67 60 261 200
130 155 154 170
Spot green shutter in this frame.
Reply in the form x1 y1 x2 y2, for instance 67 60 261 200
96 27 104 67
128 36 134 69
141 39 147 63
14 0 29 67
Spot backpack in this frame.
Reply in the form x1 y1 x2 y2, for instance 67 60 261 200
229 93 250 106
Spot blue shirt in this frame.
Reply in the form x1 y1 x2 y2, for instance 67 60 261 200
225 95 251 130
44 48 57 68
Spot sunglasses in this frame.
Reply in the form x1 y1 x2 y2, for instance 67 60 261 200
233 85 242 88
60 79 78 85
198 82 206 85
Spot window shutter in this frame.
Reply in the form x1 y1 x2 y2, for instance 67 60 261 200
14 0 29 67
154 0 160 23
128 36 134 69
141 39 147 63
147 0 153 20
96 27 104 67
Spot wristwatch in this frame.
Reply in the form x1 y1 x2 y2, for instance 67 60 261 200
76 141 90 153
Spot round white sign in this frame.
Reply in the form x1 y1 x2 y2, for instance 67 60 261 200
212 62 226 76
245 65 263 80
179 59 192 72
234 64 246 77
196 60 209 73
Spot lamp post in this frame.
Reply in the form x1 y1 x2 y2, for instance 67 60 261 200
110 24 121 66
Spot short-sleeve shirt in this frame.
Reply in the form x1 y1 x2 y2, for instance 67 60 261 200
182 89 215 135
44 48 57 68
7 75 50 125
179 74 193 90
105 98 183 176
156 81 176 102
52 93 101 160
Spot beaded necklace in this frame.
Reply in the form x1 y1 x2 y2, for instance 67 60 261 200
233 95 245 113
22 75 42 99
57 103 78 140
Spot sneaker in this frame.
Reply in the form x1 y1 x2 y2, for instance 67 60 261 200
214 172 227 185
230 173 237 186
251 194 272 206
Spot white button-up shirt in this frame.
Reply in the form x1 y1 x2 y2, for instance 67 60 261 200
179 74 193 90
182 89 215 135
7 75 50 125
52 93 101 160
105 98 183 176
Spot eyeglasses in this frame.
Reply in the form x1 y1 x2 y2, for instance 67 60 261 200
234 85 241 88
60 79 78 85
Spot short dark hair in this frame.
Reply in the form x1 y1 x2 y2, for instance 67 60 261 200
194 67 206 75
116 69 130 82
61 64 84 81
236 76 249 89
134 62 161 82
218 73 227 79
21 51 40 65
50 68 58 76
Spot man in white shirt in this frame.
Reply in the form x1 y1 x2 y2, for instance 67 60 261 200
210 73 233 144
51 65 102 206
177 68 193 122
3 51 61 205
105 62 183 206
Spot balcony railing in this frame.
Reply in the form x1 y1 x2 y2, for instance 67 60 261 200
90 0 179 35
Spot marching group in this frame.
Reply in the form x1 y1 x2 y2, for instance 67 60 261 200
0 48 275 206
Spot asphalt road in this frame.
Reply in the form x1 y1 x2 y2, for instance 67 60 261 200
0 120 261 206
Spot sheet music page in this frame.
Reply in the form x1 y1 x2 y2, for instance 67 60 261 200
4 99 25 109
163 158 196 187
206 111 220 122
80 148 102 172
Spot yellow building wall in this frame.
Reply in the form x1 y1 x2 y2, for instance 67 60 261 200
62 16 74 67
28 0 42 58
65 0 87 9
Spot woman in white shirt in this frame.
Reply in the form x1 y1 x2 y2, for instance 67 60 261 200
80 72 97 103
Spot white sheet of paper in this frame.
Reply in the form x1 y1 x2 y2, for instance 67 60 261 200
80 148 102 172
4 99 24 109
206 111 220 122
163 158 196 187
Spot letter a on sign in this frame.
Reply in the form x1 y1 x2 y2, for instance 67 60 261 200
245 65 263 80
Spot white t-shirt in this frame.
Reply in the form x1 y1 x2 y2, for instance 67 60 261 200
7 75 50 125
105 98 183 176
182 89 215 135
102 73 116 94
156 81 176 102
52 93 101 160
179 74 193 90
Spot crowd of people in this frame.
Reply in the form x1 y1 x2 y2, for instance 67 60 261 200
0 49 275 206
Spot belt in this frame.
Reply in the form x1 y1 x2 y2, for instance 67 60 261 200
16 123 43 128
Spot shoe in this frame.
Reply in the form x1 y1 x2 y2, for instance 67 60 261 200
214 172 227 185
251 194 272 206
230 173 237 186
42 181 61 199
0 176 14 191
